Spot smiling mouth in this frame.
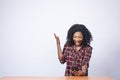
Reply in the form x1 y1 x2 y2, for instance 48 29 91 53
74 41 82 45
75 41 81 43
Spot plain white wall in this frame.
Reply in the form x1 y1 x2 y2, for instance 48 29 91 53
0 0 120 80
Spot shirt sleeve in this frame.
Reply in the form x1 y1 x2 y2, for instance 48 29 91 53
82 46 93 67
59 44 68 64
59 53 67 64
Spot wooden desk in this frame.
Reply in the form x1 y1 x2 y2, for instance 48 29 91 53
0 76 113 80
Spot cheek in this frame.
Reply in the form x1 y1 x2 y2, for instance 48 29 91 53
73 38 83 41
80 38 83 41
73 38 76 41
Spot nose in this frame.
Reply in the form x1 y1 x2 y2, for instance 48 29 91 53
75 38 81 42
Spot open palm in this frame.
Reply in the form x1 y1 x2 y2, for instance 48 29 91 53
54 33 60 45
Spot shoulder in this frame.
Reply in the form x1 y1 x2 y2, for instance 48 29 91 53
63 43 73 52
84 45 93 50
64 42 73 49
64 45 73 50
83 45 93 55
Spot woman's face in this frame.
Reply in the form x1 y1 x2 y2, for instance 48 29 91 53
73 32 83 46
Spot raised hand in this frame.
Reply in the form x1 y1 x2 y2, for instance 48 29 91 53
54 33 60 45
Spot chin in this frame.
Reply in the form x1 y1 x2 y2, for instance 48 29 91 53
75 44 80 46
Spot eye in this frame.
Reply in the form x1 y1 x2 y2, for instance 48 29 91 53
73 36 77 38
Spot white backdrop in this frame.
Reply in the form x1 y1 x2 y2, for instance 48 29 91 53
0 0 120 80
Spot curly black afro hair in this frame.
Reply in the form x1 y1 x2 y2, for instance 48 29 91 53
66 24 93 47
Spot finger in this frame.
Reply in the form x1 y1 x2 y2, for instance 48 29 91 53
71 71 73 73
54 33 57 38
54 33 59 39
72 71 76 74
74 72 77 76
74 71 78 75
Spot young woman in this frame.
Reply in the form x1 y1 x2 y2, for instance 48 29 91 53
54 24 93 76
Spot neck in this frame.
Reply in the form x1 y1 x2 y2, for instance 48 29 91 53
74 45 82 51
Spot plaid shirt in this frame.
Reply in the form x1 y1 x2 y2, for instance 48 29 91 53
60 44 92 76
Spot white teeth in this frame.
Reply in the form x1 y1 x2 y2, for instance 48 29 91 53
75 41 78 43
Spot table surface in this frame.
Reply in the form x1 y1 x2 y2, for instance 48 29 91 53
0 76 113 80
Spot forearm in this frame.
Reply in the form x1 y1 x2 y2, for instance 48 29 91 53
72 70 86 76
79 70 86 76
54 33 63 60
57 44 63 60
